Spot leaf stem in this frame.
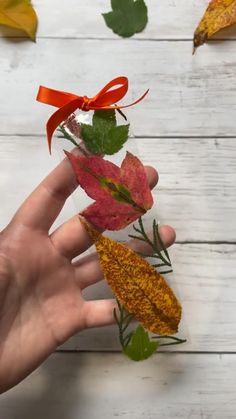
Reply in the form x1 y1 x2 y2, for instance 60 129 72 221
153 219 171 263
58 125 89 156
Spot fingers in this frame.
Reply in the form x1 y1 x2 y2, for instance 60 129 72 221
50 166 159 260
144 166 159 188
158 224 176 248
73 253 103 290
74 224 176 290
11 150 80 231
81 299 117 329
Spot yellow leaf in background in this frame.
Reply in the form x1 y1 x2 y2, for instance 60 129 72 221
85 222 182 335
193 0 236 53
0 0 38 41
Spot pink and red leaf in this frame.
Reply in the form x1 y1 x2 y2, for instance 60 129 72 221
66 151 153 230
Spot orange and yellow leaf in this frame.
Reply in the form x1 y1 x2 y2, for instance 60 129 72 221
84 222 182 335
193 0 236 52
0 0 38 41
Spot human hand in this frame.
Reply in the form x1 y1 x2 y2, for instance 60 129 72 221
0 151 175 393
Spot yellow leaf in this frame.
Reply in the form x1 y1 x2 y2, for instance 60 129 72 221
193 0 236 53
0 0 38 41
84 222 182 335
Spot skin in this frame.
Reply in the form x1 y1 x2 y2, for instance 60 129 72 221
0 151 175 394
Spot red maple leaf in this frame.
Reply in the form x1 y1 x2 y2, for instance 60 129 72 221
65 151 153 230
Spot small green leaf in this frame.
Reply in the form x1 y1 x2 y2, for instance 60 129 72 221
124 325 159 361
81 109 129 155
102 0 148 38
107 125 129 154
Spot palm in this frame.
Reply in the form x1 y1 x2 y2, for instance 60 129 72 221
0 227 81 389
0 153 174 393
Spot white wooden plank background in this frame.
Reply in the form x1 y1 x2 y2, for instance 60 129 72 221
1 1 236 417
63 242 236 352
1 137 235 242
1 0 236 40
1 353 236 419
2 39 236 137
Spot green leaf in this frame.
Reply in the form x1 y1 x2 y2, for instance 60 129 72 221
102 0 148 38
124 325 159 361
81 109 129 155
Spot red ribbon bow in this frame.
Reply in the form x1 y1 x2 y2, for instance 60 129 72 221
36 76 149 153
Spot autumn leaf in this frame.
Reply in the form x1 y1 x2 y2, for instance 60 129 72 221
193 0 236 53
124 325 159 361
0 0 38 41
65 151 153 230
102 0 148 38
83 221 182 335
81 110 129 155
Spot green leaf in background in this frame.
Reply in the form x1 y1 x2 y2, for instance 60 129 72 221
102 0 148 38
0 0 38 41
124 325 159 361
81 109 129 155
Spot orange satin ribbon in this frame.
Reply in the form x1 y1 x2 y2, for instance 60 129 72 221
36 76 149 153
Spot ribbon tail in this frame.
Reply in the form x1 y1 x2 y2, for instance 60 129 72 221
116 89 149 110
92 89 150 111
46 98 82 153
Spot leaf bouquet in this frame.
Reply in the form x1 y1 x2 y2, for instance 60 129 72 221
37 77 186 360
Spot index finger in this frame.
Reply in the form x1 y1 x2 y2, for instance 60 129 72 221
12 150 79 231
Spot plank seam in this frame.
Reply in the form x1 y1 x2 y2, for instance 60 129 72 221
55 349 236 355
1 134 236 139
1 36 236 42
175 241 236 245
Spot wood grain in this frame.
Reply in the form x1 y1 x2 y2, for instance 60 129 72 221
62 242 236 352
0 0 236 407
2 0 236 40
1 136 235 351
1 136 235 242
138 137 236 243
1 352 236 419
1 39 236 137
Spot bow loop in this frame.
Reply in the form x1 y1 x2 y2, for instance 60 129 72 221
36 76 148 153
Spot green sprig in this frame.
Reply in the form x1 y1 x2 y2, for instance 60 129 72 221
154 335 187 347
57 125 79 148
57 124 89 157
129 217 173 275
113 299 134 349
114 301 186 361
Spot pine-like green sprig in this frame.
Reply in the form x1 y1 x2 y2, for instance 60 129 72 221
128 218 173 275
